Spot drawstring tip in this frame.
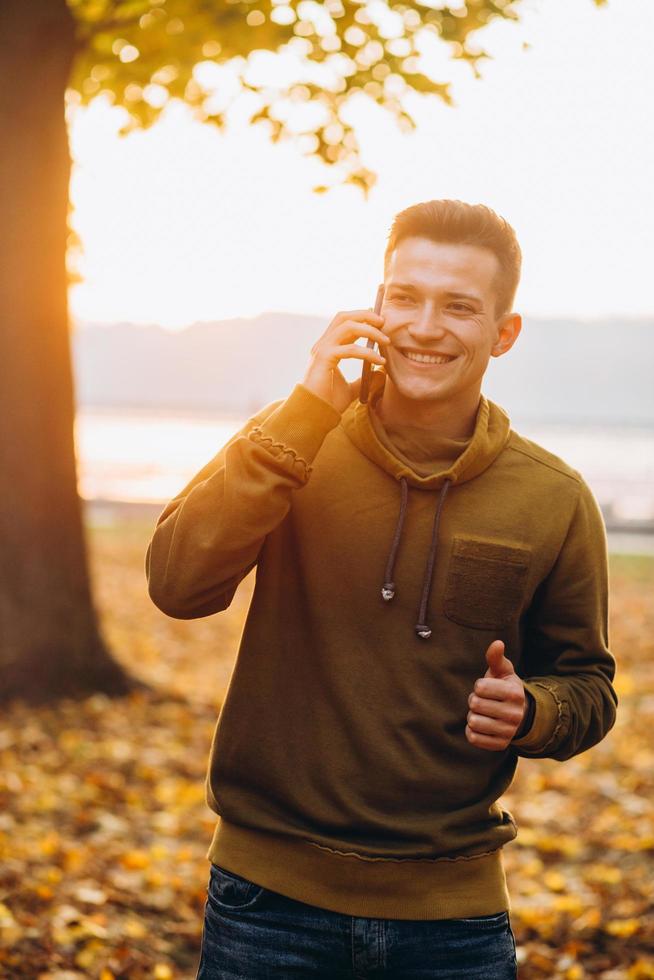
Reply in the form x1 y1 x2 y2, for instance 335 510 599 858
415 624 432 640
381 584 395 601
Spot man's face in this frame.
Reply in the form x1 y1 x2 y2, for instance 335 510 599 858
381 237 520 413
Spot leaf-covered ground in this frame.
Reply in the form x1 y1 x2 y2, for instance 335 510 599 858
1 512 653 979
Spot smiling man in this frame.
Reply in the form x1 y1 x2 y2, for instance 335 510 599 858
376 237 519 434
146 200 617 979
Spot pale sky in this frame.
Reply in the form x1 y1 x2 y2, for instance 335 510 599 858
68 0 654 330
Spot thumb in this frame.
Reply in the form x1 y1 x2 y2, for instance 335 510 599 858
484 640 514 679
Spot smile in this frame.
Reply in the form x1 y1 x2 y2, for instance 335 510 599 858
399 349 457 365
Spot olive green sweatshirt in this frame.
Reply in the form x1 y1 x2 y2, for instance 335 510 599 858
145 369 617 920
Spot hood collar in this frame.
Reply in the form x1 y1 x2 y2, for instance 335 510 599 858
341 370 511 489
340 371 512 639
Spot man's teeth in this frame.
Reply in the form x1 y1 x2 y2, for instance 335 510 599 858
403 350 454 364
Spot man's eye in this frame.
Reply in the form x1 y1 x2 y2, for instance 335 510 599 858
392 293 412 302
449 303 474 314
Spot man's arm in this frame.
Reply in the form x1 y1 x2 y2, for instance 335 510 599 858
145 385 341 619
511 479 618 760
145 306 388 620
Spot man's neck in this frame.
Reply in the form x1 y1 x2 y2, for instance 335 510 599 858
375 383 480 439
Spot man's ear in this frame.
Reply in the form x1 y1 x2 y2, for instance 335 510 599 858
491 313 522 358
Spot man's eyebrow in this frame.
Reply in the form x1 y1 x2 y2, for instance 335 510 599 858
387 282 483 304
386 281 423 293
443 291 483 304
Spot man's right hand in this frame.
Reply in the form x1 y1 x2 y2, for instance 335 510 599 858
303 309 390 413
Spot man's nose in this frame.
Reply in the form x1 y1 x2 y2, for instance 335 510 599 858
406 305 447 342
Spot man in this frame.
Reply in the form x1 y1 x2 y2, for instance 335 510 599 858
145 200 617 979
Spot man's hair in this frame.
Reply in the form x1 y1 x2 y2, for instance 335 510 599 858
383 199 522 318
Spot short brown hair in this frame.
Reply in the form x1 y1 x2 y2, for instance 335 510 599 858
383 199 522 317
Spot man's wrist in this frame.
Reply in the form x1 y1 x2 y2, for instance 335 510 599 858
514 690 536 739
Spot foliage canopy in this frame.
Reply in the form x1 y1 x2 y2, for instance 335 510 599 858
65 0 536 192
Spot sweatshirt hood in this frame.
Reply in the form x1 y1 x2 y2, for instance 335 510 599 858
341 369 511 489
340 370 512 639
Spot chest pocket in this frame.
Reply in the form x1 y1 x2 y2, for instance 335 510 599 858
443 536 531 630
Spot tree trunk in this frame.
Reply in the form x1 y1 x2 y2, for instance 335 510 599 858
0 0 141 704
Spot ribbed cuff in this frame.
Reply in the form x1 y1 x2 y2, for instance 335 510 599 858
513 690 536 739
254 384 342 467
511 681 561 752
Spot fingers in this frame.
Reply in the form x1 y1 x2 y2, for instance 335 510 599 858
337 343 386 364
311 333 388 371
309 309 392 376
309 345 385 368
473 677 523 702
330 308 386 330
331 322 390 350
325 311 390 347
466 710 518 739
468 692 524 725
310 337 385 358
465 725 511 751
303 307 390 409
466 677 526 750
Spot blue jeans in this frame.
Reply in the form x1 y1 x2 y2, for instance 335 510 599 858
196 863 518 979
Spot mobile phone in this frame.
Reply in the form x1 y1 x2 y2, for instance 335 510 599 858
359 284 385 404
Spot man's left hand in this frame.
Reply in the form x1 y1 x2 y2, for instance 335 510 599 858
466 640 527 751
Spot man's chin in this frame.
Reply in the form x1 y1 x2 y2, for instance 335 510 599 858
384 368 449 403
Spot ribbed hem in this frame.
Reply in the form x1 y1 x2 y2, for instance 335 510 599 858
254 383 342 466
206 817 510 920
512 680 562 753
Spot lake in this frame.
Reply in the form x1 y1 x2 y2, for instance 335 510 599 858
75 406 654 524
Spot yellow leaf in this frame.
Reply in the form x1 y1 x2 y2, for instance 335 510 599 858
543 870 566 892
521 858 544 876
572 908 602 931
515 828 537 847
75 939 104 969
145 869 165 887
553 895 584 915
587 864 621 884
605 918 641 938
125 918 148 939
628 960 654 980
612 834 647 851
533 833 581 856
39 833 61 856
64 848 86 872
121 850 149 869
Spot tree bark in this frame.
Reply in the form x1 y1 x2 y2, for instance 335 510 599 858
0 0 141 703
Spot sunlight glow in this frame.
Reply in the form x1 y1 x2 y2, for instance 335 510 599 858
68 0 654 329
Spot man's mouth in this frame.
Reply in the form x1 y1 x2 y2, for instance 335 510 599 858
397 347 457 365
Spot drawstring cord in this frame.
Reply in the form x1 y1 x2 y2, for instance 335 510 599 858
381 477 452 640
381 477 408 601
415 479 451 639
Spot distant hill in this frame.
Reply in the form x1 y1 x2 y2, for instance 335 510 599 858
72 314 654 426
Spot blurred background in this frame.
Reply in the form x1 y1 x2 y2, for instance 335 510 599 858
1 0 653 978
68 0 654 544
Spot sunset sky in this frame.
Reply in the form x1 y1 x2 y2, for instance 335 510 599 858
68 0 654 330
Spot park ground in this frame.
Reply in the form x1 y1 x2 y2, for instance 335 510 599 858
0 515 653 979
